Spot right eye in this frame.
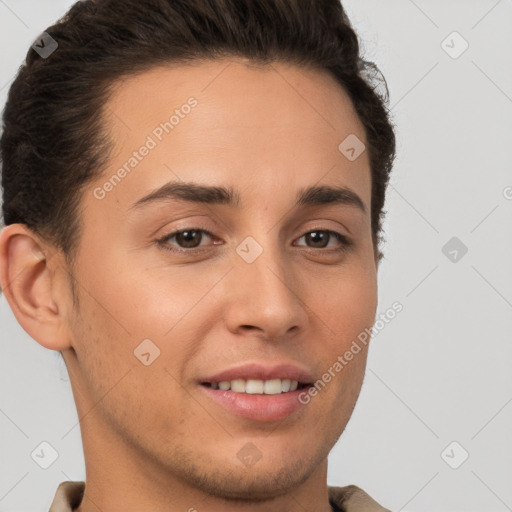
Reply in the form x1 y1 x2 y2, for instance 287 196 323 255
156 227 221 254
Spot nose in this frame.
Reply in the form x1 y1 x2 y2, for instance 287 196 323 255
222 240 309 341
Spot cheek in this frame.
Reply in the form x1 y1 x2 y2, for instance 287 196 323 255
70 297 133 402
76 245 178 340
307 264 376 408
320 267 377 344
69 257 208 404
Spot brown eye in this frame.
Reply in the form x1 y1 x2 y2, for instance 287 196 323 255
157 227 217 253
295 229 352 252
304 231 329 248
156 227 352 256
174 229 205 249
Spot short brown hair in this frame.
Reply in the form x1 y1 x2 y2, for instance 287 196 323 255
1 0 396 281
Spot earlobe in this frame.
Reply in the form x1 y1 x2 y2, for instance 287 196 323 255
0 224 73 351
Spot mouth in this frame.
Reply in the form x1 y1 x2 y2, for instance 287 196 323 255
198 362 316 420
199 378 314 422
200 379 313 394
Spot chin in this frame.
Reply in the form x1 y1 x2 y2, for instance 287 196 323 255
191 461 313 503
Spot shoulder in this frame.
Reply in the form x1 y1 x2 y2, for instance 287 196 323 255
48 481 85 512
328 484 392 512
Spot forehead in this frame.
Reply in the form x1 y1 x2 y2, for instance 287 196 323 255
89 58 371 217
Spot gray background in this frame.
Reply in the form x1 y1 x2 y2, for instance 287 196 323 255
1 1 511 511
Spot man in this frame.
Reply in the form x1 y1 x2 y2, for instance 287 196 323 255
0 1 396 511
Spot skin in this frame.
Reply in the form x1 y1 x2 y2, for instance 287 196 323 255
0 58 379 512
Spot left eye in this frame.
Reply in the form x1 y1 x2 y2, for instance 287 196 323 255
156 228 352 254
295 230 351 250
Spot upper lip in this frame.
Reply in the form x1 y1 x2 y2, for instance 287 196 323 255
200 362 315 384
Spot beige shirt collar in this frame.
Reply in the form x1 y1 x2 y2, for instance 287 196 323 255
48 480 391 512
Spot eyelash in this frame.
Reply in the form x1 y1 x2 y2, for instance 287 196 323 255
156 226 353 255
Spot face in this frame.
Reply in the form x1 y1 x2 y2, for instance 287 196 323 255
61 58 378 501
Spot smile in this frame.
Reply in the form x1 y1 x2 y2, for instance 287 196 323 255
202 378 310 394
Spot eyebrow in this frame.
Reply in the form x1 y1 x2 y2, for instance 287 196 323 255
128 181 367 215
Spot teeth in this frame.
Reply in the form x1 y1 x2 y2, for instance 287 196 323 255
231 379 245 393
246 379 264 394
210 378 302 394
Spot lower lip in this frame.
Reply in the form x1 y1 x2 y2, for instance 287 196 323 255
199 384 311 422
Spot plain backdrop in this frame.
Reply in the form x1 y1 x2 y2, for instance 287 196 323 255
1 1 511 511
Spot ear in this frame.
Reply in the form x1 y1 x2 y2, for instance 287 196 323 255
0 223 73 351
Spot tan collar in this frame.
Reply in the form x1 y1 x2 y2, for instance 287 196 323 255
49 481 390 512
328 484 391 511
